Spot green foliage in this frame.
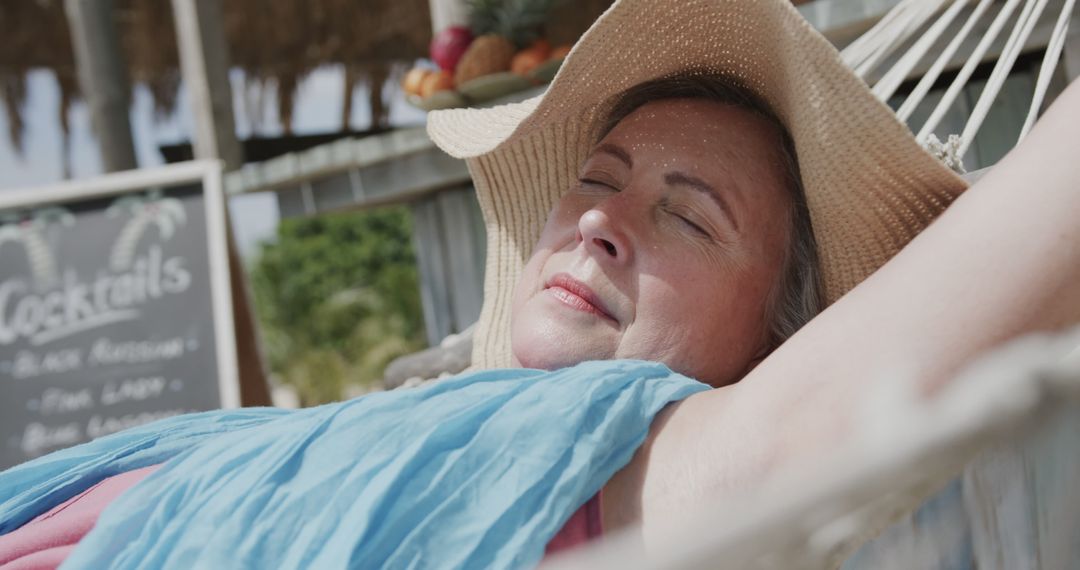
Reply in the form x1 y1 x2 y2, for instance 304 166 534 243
250 207 426 405
468 0 557 46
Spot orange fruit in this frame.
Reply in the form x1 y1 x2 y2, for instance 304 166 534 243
511 49 547 76
528 38 552 60
550 44 572 61
420 70 456 98
402 68 432 97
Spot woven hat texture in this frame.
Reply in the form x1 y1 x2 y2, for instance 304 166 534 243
428 0 968 369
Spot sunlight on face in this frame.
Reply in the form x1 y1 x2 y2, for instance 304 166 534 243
509 99 794 386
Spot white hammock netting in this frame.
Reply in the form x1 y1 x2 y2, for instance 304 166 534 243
547 330 1080 570
842 0 1075 170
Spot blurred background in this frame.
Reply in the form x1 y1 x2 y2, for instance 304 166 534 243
0 0 618 408
1 0 1074 409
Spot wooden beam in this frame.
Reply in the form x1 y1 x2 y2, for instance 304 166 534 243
171 0 243 170
63 0 137 172
172 0 269 406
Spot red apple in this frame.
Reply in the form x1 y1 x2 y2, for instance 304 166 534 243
430 26 474 72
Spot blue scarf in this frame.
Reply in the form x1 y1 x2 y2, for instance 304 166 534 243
0 360 707 569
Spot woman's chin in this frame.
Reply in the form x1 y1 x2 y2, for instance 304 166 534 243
513 350 596 371
511 307 616 370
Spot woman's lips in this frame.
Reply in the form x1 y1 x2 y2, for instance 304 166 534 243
545 274 616 322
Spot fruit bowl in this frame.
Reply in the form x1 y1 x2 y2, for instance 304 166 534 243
456 72 534 103
406 57 565 111
407 24 572 112
527 57 563 84
406 90 468 112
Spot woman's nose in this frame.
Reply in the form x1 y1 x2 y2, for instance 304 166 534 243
577 207 633 266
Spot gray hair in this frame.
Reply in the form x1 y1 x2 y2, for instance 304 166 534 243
600 74 823 352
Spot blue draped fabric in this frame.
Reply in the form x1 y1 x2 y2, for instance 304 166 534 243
0 360 708 569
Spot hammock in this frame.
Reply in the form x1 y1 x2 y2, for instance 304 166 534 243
546 327 1080 570
545 1 1079 567
844 0 1076 169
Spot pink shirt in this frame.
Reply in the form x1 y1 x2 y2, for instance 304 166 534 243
0 466 162 570
0 465 602 569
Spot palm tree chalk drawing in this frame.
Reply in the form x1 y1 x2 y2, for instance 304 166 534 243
0 207 75 289
106 188 187 271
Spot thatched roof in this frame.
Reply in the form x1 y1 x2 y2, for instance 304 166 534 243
0 0 432 153
0 0 616 162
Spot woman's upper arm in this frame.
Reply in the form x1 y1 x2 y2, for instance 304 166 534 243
605 78 1080 542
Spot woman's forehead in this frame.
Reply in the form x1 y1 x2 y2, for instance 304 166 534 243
606 98 777 145
592 98 788 184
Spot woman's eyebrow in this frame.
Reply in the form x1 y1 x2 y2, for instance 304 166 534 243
664 171 740 231
593 143 634 168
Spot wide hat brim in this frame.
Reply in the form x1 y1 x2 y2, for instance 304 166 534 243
428 0 968 369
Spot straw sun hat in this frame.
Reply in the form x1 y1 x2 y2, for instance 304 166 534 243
427 0 969 369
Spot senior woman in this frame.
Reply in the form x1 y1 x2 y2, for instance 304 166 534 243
3 0 1080 567
510 74 818 384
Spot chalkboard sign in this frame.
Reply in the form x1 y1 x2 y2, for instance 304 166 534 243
0 161 239 469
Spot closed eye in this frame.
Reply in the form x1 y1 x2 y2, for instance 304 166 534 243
673 212 710 237
661 199 717 241
578 177 618 190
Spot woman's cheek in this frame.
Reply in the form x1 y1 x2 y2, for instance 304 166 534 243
512 251 549 312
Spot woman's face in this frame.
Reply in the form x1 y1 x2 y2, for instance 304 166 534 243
510 98 794 386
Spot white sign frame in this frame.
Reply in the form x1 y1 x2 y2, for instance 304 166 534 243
0 160 241 409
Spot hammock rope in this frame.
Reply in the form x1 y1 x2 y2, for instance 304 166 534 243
956 0 1051 157
895 0 995 122
1020 0 1076 138
848 0 1073 165
845 0 952 77
840 0 911 68
872 0 970 102
915 0 1026 145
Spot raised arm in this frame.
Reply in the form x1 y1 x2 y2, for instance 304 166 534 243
604 78 1080 543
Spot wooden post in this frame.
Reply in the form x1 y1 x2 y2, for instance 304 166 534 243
403 0 487 348
222 224 272 407
411 198 454 347
172 0 270 407
171 0 243 170
64 0 138 172
435 188 485 330
410 187 486 346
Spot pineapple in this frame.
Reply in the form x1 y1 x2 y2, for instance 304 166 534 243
455 0 555 85
455 35 517 85
469 0 553 47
